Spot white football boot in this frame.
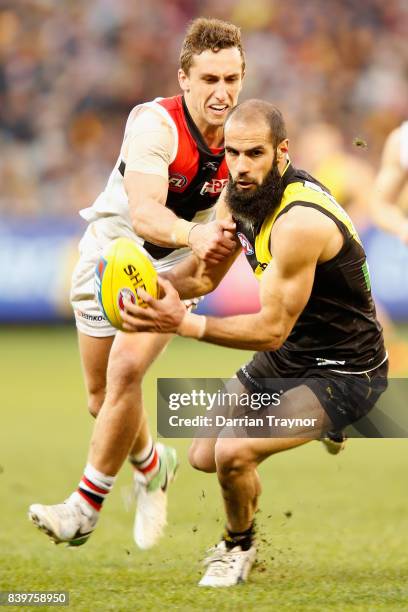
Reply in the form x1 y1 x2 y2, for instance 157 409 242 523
133 443 178 549
28 492 98 547
199 540 257 587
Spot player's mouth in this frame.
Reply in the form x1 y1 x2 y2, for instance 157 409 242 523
236 180 256 190
208 104 228 115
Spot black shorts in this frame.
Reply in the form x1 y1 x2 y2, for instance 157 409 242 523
236 353 389 430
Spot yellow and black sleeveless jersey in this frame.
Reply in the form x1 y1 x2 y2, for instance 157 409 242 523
235 163 386 373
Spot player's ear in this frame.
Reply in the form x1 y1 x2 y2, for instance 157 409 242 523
277 139 289 161
178 69 190 93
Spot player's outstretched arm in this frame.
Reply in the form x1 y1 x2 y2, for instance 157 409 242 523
161 189 241 298
186 212 323 349
120 208 330 348
162 241 242 299
125 170 236 263
124 114 236 263
371 128 408 243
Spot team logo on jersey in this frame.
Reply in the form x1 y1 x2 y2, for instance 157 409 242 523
169 173 188 190
315 357 346 366
202 161 219 172
200 178 228 196
237 232 254 255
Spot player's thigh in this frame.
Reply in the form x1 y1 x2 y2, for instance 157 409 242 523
78 331 115 415
215 384 333 469
107 331 173 389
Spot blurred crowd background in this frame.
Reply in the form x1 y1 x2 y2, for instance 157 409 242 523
0 0 407 339
1 0 407 217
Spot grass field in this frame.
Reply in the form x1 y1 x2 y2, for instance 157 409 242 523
1 327 408 611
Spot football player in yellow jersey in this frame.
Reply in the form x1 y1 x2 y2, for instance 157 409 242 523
121 100 388 587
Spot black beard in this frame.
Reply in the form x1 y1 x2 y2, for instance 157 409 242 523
226 161 285 226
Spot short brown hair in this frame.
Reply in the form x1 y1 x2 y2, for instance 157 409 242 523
179 17 245 75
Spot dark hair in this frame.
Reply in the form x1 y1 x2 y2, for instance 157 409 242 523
226 99 287 148
179 17 245 75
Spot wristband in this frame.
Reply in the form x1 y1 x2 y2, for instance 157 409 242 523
171 219 195 246
187 223 200 246
177 312 206 339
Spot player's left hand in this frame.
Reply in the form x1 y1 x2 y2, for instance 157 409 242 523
120 277 187 333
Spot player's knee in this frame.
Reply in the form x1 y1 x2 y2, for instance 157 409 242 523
87 389 105 418
106 353 144 397
215 440 254 479
188 442 216 473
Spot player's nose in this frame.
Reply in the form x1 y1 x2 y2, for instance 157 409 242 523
213 80 228 101
236 156 250 174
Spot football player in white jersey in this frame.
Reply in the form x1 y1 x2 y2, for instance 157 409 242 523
28 18 244 549
371 122 408 243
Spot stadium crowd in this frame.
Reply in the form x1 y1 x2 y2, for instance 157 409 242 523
1 0 407 219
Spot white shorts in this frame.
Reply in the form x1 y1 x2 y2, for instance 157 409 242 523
71 215 194 337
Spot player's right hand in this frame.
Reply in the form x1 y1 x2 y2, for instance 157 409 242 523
188 219 237 264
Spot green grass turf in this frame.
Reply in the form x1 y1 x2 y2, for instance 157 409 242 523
1 326 408 611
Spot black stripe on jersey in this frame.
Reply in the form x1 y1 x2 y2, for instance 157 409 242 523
181 97 225 160
275 201 350 243
281 164 332 195
234 218 262 271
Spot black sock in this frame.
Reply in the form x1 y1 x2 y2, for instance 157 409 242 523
224 522 255 551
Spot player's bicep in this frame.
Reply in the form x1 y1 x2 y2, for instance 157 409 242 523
124 109 175 218
124 109 175 176
125 171 168 208
259 216 322 341
260 255 315 328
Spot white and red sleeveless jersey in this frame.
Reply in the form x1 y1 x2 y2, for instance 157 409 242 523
80 95 228 265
